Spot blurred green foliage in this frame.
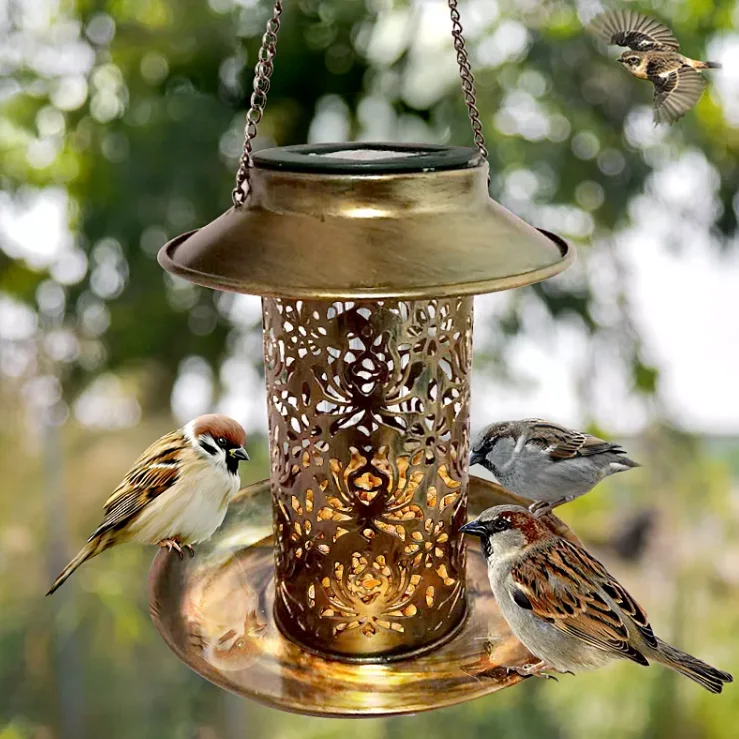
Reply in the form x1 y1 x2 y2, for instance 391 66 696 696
2 0 737 409
2 0 739 737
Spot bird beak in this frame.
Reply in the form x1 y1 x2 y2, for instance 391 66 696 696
230 447 250 462
469 450 484 467
459 520 487 538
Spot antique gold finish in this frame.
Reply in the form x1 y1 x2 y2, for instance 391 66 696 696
154 141 575 705
264 297 473 660
158 144 573 300
149 477 581 717
148 0 576 704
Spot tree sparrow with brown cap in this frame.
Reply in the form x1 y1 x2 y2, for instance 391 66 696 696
47 414 249 595
461 505 732 693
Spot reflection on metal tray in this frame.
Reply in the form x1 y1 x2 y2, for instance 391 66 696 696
148 476 579 717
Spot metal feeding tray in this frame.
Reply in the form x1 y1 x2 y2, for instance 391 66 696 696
154 125 572 715
149 477 580 717
148 0 575 716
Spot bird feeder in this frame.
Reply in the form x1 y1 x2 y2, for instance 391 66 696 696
149 0 576 717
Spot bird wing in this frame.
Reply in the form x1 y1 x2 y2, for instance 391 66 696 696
510 537 657 665
588 10 680 52
90 430 186 539
524 420 624 462
651 65 705 125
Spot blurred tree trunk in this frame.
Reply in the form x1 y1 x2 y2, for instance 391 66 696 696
45 420 85 739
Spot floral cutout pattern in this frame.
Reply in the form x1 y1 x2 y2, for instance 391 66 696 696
263 298 473 657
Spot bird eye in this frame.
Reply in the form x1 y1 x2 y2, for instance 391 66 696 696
217 436 227 447
492 517 511 533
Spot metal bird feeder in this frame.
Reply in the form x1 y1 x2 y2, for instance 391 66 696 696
149 0 577 717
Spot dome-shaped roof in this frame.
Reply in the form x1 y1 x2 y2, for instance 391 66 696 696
158 143 573 299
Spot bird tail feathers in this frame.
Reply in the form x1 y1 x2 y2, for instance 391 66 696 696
692 60 722 70
608 454 640 473
46 536 108 595
655 638 733 694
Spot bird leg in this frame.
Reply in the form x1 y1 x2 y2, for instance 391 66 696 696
529 500 552 516
462 659 565 683
505 661 561 681
530 497 574 517
158 538 184 559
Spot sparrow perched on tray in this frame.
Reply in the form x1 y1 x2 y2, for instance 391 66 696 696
470 419 638 512
461 506 733 693
47 414 249 595
588 10 721 124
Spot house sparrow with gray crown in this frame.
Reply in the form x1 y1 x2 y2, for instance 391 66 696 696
461 505 733 693
588 10 721 125
470 419 639 513
47 414 249 595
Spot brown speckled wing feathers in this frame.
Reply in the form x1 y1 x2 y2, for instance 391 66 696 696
652 66 705 124
525 420 624 461
511 538 655 665
90 430 185 539
589 10 679 52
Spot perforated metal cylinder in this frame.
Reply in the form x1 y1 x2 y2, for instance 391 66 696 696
263 297 473 661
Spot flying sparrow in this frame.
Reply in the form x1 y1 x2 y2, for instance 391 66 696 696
470 419 639 512
588 10 721 125
47 414 249 595
461 505 733 693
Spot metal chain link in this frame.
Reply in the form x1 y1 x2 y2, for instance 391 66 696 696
232 0 489 206
448 0 490 179
232 1 284 207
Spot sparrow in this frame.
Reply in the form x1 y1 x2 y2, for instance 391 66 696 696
470 419 639 512
461 505 733 693
47 414 249 595
588 10 721 124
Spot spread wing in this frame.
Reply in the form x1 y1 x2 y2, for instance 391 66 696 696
90 430 185 539
588 10 680 52
651 65 705 125
524 420 626 462
510 538 657 665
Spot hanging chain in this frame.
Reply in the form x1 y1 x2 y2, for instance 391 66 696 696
232 0 488 205
232 1 284 207
448 0 489 179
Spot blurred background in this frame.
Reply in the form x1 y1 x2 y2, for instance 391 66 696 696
2 0 739 736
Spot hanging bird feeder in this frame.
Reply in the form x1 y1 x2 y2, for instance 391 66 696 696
149 0 576 717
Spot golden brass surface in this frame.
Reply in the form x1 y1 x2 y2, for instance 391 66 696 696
158 146 573 299
263 297 473 660
148 477 580 717
154 141 576 709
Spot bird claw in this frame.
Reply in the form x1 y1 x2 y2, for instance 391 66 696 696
505 662 559 681
530 497 574 518
529 500 553 517
158 538 184 559
185 544 195 558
